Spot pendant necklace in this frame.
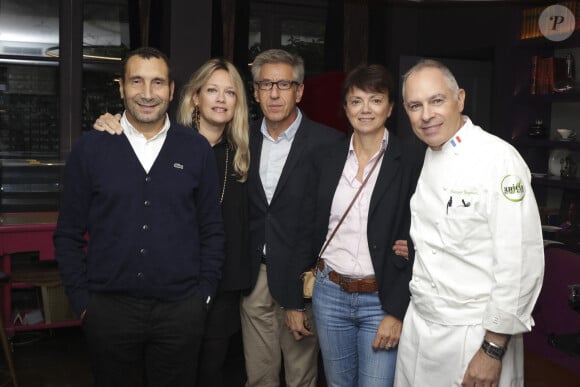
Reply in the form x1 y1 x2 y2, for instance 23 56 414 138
220 143 229 205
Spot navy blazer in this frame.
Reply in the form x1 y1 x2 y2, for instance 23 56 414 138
246 114 344 309
299 134 425 319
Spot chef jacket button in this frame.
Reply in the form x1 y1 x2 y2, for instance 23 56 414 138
142 224 149 231
137 272 144 279
435 220 440 225
431 249 437 255
431 282 436 288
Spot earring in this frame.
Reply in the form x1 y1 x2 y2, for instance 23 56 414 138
192 104 200 129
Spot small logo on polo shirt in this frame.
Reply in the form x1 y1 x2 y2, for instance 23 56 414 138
173 163 184 170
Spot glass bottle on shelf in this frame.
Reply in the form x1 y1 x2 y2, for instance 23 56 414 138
528 119 547 138
554 53 575 93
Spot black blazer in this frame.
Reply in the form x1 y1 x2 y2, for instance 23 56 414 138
299 134 425 319
246 114 344 309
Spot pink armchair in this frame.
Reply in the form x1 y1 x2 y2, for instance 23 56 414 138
523 245 580 376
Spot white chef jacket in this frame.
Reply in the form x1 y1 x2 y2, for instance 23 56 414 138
395 117 544 386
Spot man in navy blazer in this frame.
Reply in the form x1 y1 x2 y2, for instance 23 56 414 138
240 49 343 387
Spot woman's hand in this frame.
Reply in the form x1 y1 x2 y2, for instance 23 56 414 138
392 239 409 260
94 113 123 134
372 314 402 351
285 309 314 341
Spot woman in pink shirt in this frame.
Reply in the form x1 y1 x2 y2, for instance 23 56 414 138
297 64 423 387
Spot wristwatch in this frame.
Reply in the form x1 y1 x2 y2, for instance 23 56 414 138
481 339 506 360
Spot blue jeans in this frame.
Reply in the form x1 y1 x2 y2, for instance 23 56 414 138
312 263 397 387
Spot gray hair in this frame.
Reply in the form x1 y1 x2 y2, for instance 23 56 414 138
401 59 460 101
250 49 305 84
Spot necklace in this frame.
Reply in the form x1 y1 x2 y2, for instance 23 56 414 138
220 144 229 205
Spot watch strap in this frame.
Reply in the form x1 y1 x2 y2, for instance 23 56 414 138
481 339 506 360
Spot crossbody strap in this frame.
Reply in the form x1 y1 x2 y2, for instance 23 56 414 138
317 148 385 259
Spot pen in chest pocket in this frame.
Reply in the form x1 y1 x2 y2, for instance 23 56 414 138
446 196 471 214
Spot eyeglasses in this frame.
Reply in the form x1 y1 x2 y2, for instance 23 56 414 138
255 80 300 91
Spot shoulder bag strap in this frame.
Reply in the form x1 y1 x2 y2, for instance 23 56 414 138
317 148 385 259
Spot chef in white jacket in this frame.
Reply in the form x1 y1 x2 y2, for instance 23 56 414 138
394 59 544 387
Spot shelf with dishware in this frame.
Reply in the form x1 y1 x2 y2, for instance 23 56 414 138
509 3 580 213
532 174 580 191
512 136 580 150
513 136 580 186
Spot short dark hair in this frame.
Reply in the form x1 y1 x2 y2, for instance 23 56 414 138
120 46 172 82
341 64 395 106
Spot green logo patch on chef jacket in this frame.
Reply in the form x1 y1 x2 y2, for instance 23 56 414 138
501 175 525 202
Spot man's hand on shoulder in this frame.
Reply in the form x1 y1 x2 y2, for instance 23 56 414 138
94 113 123 135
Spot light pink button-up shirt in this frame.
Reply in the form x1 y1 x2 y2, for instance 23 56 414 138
321 129 388 277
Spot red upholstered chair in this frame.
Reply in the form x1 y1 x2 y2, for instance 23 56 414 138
298 71 349 134
523 245 580 377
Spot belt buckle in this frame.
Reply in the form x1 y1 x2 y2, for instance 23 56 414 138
338 276 351 292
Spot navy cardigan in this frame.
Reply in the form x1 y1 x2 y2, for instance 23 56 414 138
54 124 225 315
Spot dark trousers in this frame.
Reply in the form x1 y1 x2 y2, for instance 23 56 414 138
197 290 243 387
83 293 206 387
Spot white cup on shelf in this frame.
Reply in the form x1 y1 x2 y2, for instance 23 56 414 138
557 128 574 140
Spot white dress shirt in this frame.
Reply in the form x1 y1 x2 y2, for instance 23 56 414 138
121 112 170 174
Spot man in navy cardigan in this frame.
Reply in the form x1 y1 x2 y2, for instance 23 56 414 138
53 47 225 387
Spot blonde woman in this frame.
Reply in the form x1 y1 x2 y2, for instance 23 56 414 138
94 58 251 387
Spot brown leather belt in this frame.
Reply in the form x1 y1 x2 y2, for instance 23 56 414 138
317 260 378 293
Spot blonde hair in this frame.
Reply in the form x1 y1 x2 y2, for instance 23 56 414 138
177 58 250 181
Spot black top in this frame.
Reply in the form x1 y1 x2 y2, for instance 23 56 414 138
213 139 250 292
